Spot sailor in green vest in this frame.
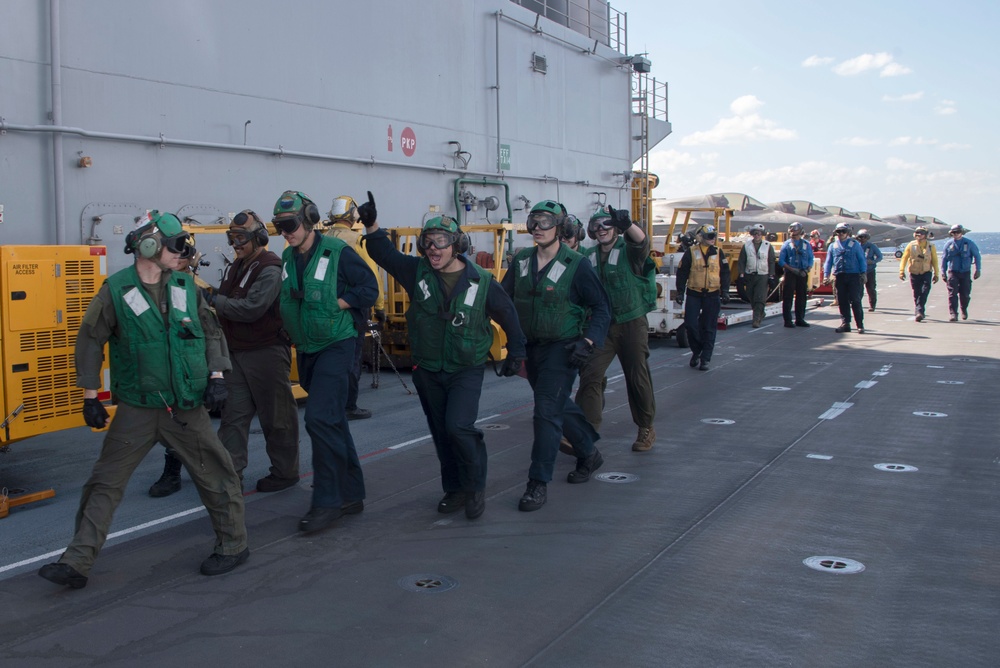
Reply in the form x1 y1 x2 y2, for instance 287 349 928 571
39 211 248 589
501 200 612 512
575 204 658 452
359 192 527 519
272 191 378 535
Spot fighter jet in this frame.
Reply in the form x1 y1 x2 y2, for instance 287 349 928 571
765 200 849 240
651 192 815 248
823 207 910 246
881 214 952 242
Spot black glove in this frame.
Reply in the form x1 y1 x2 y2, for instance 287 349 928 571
374 309 386 323
204 377 228 412
499 355 524 377
564 339 594 369
720 293 731 305
607 205 632 233
82 397 110 429
358 191 377 228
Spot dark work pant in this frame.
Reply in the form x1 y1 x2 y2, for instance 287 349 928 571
525 340 598 483
945 271 973 316
297 339 365 508
576 316 655 433
218 344 300 480
910 272 933 317
782 271 809 323
864 269 878 308
683 291 721 362
745 273 769 322
61 404 247 576
835 273 864 329
412 365 488 493
346 332 364 410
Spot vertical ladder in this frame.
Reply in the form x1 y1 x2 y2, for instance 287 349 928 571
632 69 650 236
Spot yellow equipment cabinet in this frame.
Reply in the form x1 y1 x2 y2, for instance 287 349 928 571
0 245 108 446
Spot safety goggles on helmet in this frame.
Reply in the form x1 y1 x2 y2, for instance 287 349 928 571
914 228 928 236
226 229 253 248
788 223 803 233
700 225 717 241
526 211 558 232
274 216 301 235
856 233 870 240
161 232 191 255
420 231 457 250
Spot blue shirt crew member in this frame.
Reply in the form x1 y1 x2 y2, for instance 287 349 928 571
856 228 883 312
361 194 526 519
272 191 378 535
501 200 611 513
823 224 868 333
39 211 248 590
675 225 731 371
940 224 982 321
778 222 815 327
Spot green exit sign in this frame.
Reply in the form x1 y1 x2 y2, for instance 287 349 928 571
499 144 511 171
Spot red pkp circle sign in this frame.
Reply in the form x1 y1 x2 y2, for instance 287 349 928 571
401 127 416 157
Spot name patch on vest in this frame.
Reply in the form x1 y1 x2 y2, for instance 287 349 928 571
170 285 188 312
608 248 621 266
547 261 567 283
124 287 151 317
464 281 479 306
418 279 431 301
315 256 330 282
518 259 530 278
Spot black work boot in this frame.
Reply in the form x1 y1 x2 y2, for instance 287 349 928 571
567 448 604 484
149 450 182 498
518 480 547 512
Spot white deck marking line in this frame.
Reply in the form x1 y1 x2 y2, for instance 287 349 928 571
818 402 854 420
388 414 501 450
0 506 207 574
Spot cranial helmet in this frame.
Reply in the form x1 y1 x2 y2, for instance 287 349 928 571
914 226 929 235
835 222 851 234
949 224 965 234
272 190 320 232
328 196 358 225
749 223 765 234
699 225 717 241
788 222 803 233
586 206 614 240
560 214 585 242
856 228 870 240
526 200 567 233
126 210 189 259
810 229 821 237
228 209 269 249
417 215 469 255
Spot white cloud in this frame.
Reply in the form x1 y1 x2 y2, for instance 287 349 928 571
939 142 971 151
802 55 834 67
882 91 924 102
832 52 911 77
885 157 923 171
934 100 958 115
889 137 939 146
879 62 912 77
837 137 881 146
679 96 797 145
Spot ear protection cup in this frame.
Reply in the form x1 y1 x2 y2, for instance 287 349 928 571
561 217 585 242
455 230 470 255
240 210 270 247
299 194 321 227
131 223 162 258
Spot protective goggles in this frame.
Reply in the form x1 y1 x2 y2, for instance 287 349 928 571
226 229 253 248
526 211 558 232
587 218 614 236
857 235 870 241
274 216 302 235
162 233 191 256
950 230 963 235
914 230 928 236
750 228 763 235
835 229 849 235
420 231 456 250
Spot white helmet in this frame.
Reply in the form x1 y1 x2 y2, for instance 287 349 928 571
748 223 765 234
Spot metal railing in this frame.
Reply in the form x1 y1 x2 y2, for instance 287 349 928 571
510 0 627 53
